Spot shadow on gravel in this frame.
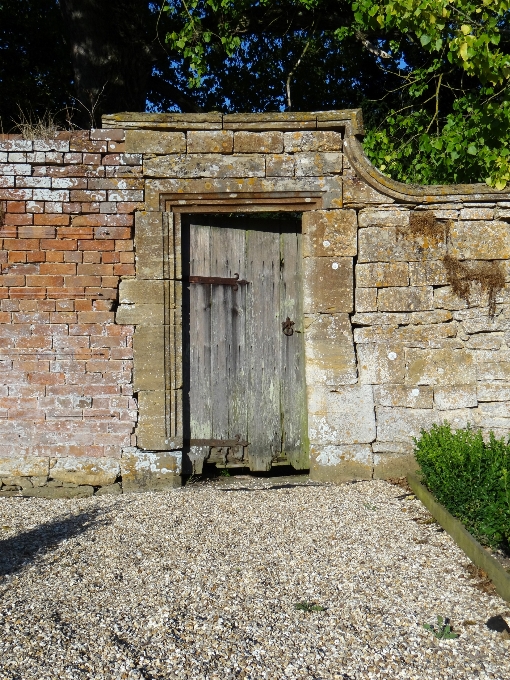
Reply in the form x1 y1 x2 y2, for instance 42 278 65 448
0 508 110 577
486 615 510 633
218 482 329 492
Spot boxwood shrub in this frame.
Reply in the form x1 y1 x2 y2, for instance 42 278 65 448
414 423 510 550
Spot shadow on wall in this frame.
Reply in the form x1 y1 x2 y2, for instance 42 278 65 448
0 507 112 577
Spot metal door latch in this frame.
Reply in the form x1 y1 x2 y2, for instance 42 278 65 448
282 317 295 336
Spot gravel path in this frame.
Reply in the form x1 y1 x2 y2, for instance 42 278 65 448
0 478 509 679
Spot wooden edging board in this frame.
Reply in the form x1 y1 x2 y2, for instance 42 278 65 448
407 473 510 604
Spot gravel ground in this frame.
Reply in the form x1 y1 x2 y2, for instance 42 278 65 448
0 477 509 680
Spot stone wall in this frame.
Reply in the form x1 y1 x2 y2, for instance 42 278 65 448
1 110 510 495
324 203 510 482
323 135 510 483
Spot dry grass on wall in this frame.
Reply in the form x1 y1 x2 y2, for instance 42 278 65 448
15 109 61 141
397 210 450 246
395 208 505 317
442 254 505 318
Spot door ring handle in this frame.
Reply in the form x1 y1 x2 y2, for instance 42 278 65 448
282 317 295 336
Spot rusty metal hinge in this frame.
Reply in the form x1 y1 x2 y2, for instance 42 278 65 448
188 435 249 447
188 273 249 292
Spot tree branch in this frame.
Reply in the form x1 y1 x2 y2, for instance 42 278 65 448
425 72 443 135
355 30 390 59
286 32 314 110
148 75 203 113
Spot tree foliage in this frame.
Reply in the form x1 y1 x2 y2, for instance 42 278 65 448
354 0 510 85
165 0 510 187
1 1 510 187
363 88 510 188
353 1 510 188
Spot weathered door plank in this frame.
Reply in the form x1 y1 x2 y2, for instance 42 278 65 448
209 224 247 444
280 231 308 468
188 222 212 471
223 227 247 448
246 227 281 471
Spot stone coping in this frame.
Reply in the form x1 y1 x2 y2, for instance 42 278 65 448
344 135 510 203
102 108 510 202
102 109 364 134
407 473 510 604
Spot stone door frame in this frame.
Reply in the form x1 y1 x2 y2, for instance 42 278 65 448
117 193 323 467
111 109 363 480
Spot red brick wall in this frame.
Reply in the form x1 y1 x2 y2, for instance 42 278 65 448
0 129 139 460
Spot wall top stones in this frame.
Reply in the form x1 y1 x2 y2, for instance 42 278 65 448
102 109 510 205
102 109 364 135
344 134 510 204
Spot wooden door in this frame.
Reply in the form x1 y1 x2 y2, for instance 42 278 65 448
182 215 308 473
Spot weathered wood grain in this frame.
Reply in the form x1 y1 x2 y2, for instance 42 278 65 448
246 227 281 470
185 215 307 472
210 224 245 441
280 231 308 468
219 224 247 444
188 222 212 472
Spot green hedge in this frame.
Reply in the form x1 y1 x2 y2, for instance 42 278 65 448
414 423 510 550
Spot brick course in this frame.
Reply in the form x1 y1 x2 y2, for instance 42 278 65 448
0 130 139 473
